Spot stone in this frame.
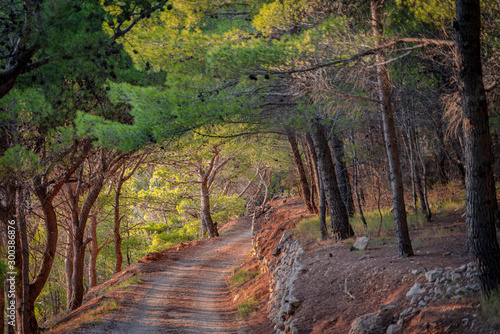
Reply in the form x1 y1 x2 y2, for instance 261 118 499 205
400 307 414 318
451 272 462 281
386 324 399 334
380 304 397 311
425 268 444 282
411 269 420 275
352 237 370 251
349 313 385 334
466 283 480 292
406 283 426 297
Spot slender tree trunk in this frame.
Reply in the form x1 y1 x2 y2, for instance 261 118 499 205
350 132 368 230
17 187 31 334
114 170 124 273
65 231 74 309
89 214 98 288
371 0 413 256
414 127 432 220
301 136 318 211
316 160 328 240
310 119 353 240
454 0 500 296
286 127 316 213
305 133 321 212
330 131 355 216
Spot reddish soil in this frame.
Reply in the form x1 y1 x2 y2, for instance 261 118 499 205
235 197 500 334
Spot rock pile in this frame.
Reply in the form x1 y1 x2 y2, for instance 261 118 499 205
267 238 304 334
350 262 480 334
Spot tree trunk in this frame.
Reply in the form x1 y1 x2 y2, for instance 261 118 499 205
350 132 368 230
114 170 125 274
316 159 328 240
309 119 353 240
301 136 318 211
68 173 105 311
371 0 413 257
65 231 74 309
286 127 316 213
17 188 31 334
454 0 500 296
89 214 98 288
30 179 61 332
305 133 321 212
200 181 217 237
330 131 355 217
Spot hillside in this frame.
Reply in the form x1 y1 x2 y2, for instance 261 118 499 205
230 197 500 334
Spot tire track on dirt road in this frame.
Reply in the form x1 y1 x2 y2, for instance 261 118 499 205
103 219 252 334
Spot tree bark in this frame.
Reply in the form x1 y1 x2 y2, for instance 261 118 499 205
305 133 321 211
454 0 500 295
286 127 316 213
114 169 125 274
309 119 353 240
68 171 106 311
89 214 98 288
371 0 413 256
330 131 355 217
301 135 318 211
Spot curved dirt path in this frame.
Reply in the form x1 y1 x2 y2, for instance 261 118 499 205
103 219 252 334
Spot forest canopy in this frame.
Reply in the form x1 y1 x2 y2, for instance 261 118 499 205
1 0 500 333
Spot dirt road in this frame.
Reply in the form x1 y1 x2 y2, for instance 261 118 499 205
101 219 252 334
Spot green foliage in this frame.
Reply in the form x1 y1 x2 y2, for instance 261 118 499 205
230 267 260 288
252 0 314 34
237 296 259 319
148 220 199 251
293 216 324 242
482 289 500 325
395 0 455 28
0 259 8 283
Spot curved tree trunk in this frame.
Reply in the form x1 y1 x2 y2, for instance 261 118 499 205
68 173 105 311
310 119 353 240
371 0 413 257
454 0 500 296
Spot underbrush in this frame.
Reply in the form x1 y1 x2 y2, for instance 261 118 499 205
230 267 260 288
228 262 262 320
147 220 200 252
237 296 259 319
482 289 500 325
293 207 428 243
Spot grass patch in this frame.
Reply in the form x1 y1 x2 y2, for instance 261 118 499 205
230 267 260 288
77 300 120 326
292 216 324 242
105 273 143 294
117 273 143 289
237 296 259 319
482 288 500 325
